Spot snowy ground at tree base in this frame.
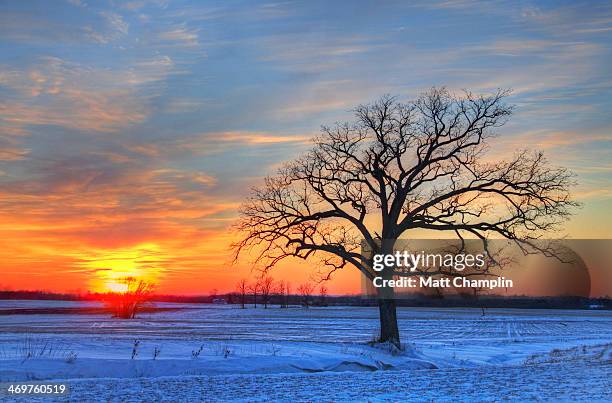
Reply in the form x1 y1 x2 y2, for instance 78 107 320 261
0 301 610 401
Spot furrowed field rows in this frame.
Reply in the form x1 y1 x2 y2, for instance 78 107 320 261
1 306 610 345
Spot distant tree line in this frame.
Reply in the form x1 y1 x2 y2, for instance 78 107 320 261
0 290 609 311
233 276 328 308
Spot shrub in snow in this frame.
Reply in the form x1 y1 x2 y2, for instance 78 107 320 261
131 339 140 360
192 345 204 359
65 351 78 364
153 346 161 360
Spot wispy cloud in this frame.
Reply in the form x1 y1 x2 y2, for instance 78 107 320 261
101 12 129 35
0 55 174 132
164 98 205 113
157 24 200 47
257 34 382 74
123 131 313 158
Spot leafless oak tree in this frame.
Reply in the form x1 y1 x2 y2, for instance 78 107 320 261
259 275 275 309
277 280 286 308
236 279 248 309
284 281 291 308
249 280 260 308
319 285 328 306
233 88 577 346
297 283 314 307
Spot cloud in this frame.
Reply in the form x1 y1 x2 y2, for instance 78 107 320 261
112 131 312 159
573 188 612 200
157 24 200 47
257 34 381 74
489 129 611 156
0 147 30 161
474 39 595 57
82 12 129 44
101 12 129 35
208 131 311 145
66 0 86 7
430 39 604 97
120 0 169 11
167 131 312 156
518 4 612 36
0 141 239 291
419 0 486 10
489 131 609 164
0 125 31 160
0 55 174 132
0 150 228 245
272 79 370 119
164 98 205 114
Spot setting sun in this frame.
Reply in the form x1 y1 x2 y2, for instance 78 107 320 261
80 243 164 293
104 281 129 294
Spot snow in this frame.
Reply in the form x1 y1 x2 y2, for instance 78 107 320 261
27 355 610 402
0 301 610 401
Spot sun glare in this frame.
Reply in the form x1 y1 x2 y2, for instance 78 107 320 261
79 243 164 293
105 281 129 293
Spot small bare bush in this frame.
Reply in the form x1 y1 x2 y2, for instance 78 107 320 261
64 351 78 364
152 346 161 360
192 344 204 359
131 339 140 360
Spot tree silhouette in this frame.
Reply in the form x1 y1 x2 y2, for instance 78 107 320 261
319 285 328 306
107 277 154 319
249 280 260 308
259 275 275 309
297 283 314 307
233 88 577 347
236 279 248 309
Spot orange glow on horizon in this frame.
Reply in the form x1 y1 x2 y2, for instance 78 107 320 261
0 217 363 295
80 243 164 293
0 173 607 297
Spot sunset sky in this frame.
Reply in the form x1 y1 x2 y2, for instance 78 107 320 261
1 0 611 295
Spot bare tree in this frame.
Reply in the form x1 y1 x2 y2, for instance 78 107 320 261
284 282 292 308
236 279 248 309
277 280 287 308
259 275 275 309
233 88 577 347
108 277 154 319
249 280 260 308
297 283 314 307
319 285 328 307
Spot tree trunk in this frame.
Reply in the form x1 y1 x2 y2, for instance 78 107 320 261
378 298 400 347
376 237 400 347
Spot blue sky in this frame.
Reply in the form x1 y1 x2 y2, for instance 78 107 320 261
0 0 611 293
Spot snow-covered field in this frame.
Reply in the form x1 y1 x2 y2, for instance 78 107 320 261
0 301 610 401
